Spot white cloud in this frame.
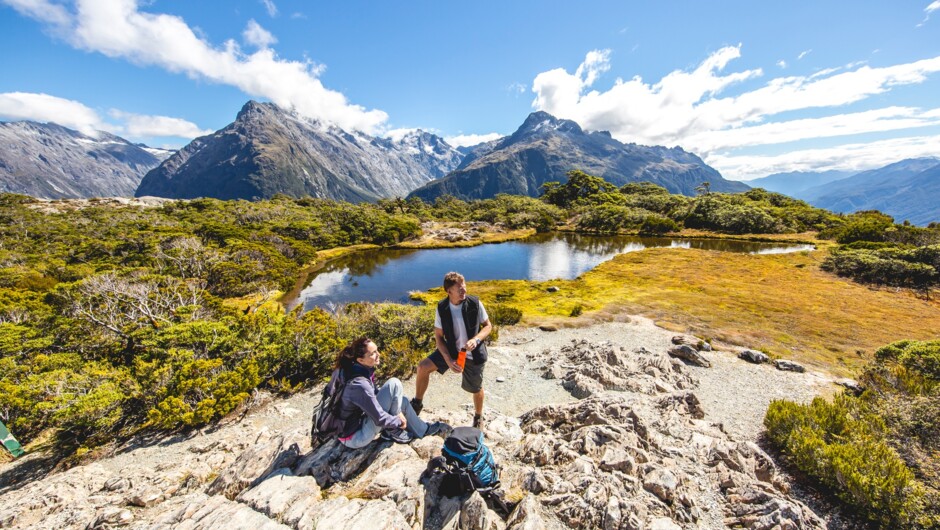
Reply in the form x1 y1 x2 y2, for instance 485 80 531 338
3 0 388 134
384 128 420 142
797 49 812 60
0 92 104 135
0 91 212 142
921 1 940 25
708 134 940 181
1 0 70 26
531 48 940 178
260 0 277 17
445 133 503 148
507 82 527 94
108 110 215 138
776 60 787 69
243 19 276 48
684 106 940 155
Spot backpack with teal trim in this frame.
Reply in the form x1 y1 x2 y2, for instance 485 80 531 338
441 426 499 493
425 426 513 516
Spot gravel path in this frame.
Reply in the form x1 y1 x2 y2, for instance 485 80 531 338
404 315 836 440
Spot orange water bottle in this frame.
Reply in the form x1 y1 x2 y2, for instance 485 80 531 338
456 347 467 369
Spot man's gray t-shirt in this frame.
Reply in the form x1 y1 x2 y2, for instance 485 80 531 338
434 300 489 360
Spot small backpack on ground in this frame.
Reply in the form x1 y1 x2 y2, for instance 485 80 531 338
310 371 359 447
425 426 513 517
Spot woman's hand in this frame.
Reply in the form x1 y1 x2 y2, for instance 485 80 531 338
398 412 407 430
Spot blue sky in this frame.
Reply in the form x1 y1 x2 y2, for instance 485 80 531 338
1 1 939 180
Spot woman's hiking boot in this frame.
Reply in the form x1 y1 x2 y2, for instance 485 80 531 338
424 421 452 439
381 427 414 444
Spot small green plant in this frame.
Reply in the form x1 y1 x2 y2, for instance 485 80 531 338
569 304 583 317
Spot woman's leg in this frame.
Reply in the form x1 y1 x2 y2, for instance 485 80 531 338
400 394 429 436
341 380 399 449
376 378 429 435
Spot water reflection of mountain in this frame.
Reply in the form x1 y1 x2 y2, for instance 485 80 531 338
294 233 813 309
320 248 419 276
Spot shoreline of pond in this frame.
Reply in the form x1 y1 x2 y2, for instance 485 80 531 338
280 226 821 312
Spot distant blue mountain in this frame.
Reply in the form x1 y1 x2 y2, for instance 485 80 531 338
804 158 940 226
744 170 855 198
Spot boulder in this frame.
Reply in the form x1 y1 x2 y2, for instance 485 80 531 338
459 491 506 530
667 344 711 368
546 286 560 293
643 467 679 504
206 429 303 499
235 468 321 520
837 378 864 395
738 350 769 364
773 360 806 373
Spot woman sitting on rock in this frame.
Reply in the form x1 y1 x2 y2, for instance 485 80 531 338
330 337 450 448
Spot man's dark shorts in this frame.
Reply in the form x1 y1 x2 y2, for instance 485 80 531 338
427 350 484 393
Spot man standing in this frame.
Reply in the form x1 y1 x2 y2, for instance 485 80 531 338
411 272 492 429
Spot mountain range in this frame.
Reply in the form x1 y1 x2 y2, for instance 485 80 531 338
801 158 940 225
136 101 462 202
2 103 938 225
0 121 171 199
743 170 856 197
408 111 749 201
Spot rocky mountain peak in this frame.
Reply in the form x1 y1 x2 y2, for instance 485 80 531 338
511 111 584 141
136 101 464 202
0 120 165 199
409 112 749 201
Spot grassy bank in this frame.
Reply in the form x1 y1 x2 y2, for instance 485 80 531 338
415 246 939 375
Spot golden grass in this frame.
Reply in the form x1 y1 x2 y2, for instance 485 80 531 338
415 246 939 377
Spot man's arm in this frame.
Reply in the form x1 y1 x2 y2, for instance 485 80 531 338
434 327 462 372
464 319 492 353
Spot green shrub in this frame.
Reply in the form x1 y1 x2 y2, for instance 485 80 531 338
765 395 925 528
335 303 435 380
639 215 680 235
489 304 522 326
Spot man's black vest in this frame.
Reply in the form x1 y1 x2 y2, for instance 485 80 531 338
437 295 488 365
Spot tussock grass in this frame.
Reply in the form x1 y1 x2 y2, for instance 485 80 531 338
415 247 940 376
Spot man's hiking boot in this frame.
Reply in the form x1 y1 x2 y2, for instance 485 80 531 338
424 421 452 439
381 428 414 444
472 414 483 430
410 398 423 416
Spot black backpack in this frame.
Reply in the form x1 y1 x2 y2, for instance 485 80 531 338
310 371 361 447
425 427 513 517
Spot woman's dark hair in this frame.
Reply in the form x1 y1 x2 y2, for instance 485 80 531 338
334 337 374 370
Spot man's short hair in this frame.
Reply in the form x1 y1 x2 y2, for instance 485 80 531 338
443 271 465 291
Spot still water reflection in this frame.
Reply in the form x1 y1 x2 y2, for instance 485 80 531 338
296 232 813 310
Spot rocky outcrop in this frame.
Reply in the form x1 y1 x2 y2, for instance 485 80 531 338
0 339 826 530
738 350 769 364
773 360 806 373
537 339 697 397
